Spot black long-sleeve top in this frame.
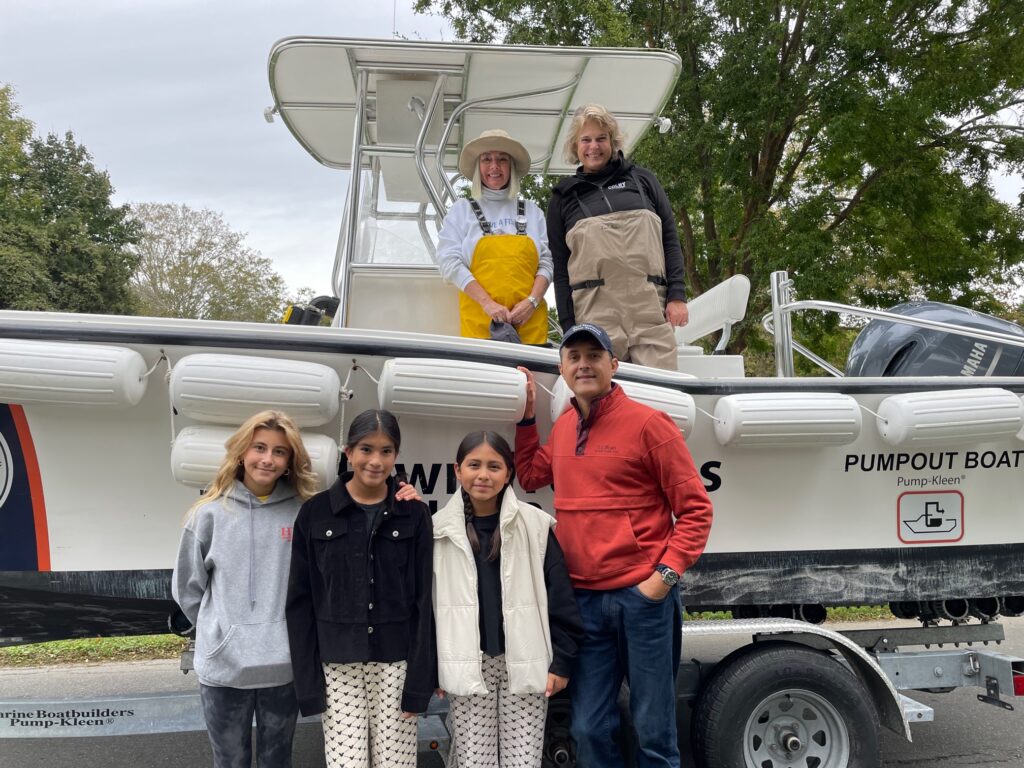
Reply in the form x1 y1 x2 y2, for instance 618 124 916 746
285 474 436 716
547 152 686 331
471 515 583 678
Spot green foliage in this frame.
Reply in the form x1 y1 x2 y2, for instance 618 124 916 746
130 202 289 323
414 1 1024 358
0 85 140 314
826 605 894 622
0 634 188 667
546 303 561 345
0 86 49 311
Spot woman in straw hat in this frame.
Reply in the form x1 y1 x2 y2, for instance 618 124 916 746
434 129 552 344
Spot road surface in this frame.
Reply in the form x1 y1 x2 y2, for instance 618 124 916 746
2 618 1022 767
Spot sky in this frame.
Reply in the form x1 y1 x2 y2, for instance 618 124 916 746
2 2 1022 299
0 0 453 295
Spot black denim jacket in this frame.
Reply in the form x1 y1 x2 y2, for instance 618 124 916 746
286 473 436 716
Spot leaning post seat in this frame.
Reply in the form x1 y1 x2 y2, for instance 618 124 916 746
674 275 750 377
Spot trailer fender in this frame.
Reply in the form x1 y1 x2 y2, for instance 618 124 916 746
682 617 910 741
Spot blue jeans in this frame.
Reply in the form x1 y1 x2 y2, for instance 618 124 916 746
199 682 298 768
570 585 682 768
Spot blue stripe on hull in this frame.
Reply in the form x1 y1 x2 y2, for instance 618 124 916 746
0 405 38 571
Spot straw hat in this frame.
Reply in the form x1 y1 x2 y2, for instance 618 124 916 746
458 129 531 179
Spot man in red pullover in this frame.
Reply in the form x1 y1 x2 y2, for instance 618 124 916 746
516 322 713 768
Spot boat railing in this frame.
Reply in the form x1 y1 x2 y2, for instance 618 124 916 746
334 65 590 326
765 269 1024 377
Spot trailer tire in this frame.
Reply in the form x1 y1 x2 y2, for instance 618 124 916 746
692 642 880 768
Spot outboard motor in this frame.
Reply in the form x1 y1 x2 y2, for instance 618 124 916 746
845 301 1024 377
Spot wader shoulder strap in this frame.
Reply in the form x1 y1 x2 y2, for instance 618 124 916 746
515 198 527 235
469 197 528 236
630 172 666 283
572 188 596 219
629 169 652 211
468 198 492 235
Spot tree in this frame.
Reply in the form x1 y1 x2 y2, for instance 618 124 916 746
130 203 289 323
0 85 140 314
0 86 48 310
415 0 1024 355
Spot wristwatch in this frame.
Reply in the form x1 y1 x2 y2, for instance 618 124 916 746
526 295 539 309
655 564 680 587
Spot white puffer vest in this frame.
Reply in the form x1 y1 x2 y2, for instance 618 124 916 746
432 487 555 696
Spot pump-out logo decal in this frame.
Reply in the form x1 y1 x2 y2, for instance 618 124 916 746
0 404 50 571
897 490 964 545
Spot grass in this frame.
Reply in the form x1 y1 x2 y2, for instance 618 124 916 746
686 605 894 622
0 606 895 667
826 605 894 622
0 634 189 668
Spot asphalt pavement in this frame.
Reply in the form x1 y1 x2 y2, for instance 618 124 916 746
2 618 1022 767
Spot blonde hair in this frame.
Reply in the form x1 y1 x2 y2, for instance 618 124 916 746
189 410 318 516
563 104 626 165
471 159 521 200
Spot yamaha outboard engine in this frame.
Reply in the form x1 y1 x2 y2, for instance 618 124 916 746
845 301 1024 377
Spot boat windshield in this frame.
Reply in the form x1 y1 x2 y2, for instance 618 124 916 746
348 165 442 267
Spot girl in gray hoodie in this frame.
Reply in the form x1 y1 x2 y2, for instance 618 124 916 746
172 410 318 768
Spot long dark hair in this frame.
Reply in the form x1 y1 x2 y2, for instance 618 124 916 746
457 431 514 562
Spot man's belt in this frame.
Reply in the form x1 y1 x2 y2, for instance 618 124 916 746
570 275 666 291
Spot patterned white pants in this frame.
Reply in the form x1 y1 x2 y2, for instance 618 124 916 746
446 655 548 768
321 660 417 768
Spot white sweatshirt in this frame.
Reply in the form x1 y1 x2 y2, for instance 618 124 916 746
434 187 553 292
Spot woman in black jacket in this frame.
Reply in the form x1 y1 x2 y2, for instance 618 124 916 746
286 409 435 768
548 103 689 370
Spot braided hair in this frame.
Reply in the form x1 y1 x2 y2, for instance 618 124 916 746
457 431 515 563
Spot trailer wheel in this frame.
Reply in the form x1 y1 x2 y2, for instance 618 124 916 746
692 643 880 768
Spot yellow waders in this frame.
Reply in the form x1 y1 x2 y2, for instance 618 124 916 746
566 207 679 370
458 201 549 345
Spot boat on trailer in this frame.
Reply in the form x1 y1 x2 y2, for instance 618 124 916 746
2 36 1024 764
2 36 1023 645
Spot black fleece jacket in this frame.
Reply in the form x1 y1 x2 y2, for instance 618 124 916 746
286 474 436 716
547 152 686 331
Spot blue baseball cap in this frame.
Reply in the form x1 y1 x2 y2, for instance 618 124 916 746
559 323 615 356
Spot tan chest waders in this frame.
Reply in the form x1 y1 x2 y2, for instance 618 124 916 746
565 175 678 370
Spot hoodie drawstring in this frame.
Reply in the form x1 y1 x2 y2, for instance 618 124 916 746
247 492 256 608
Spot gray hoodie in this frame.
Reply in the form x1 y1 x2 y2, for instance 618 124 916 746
172 480 300 689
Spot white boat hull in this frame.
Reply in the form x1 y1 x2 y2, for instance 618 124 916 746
2 312 1023 644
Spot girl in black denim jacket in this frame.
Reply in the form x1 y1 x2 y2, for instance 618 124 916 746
286 409 435 768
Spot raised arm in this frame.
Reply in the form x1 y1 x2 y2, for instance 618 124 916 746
514 366 555 491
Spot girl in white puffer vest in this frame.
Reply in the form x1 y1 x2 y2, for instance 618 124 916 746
432 431 583 767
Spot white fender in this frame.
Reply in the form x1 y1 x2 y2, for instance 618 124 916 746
0 339 148 407
171 425 339 491
878 388 1023 446
714 392 861 447
378 358 527 423
170 354 340 427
